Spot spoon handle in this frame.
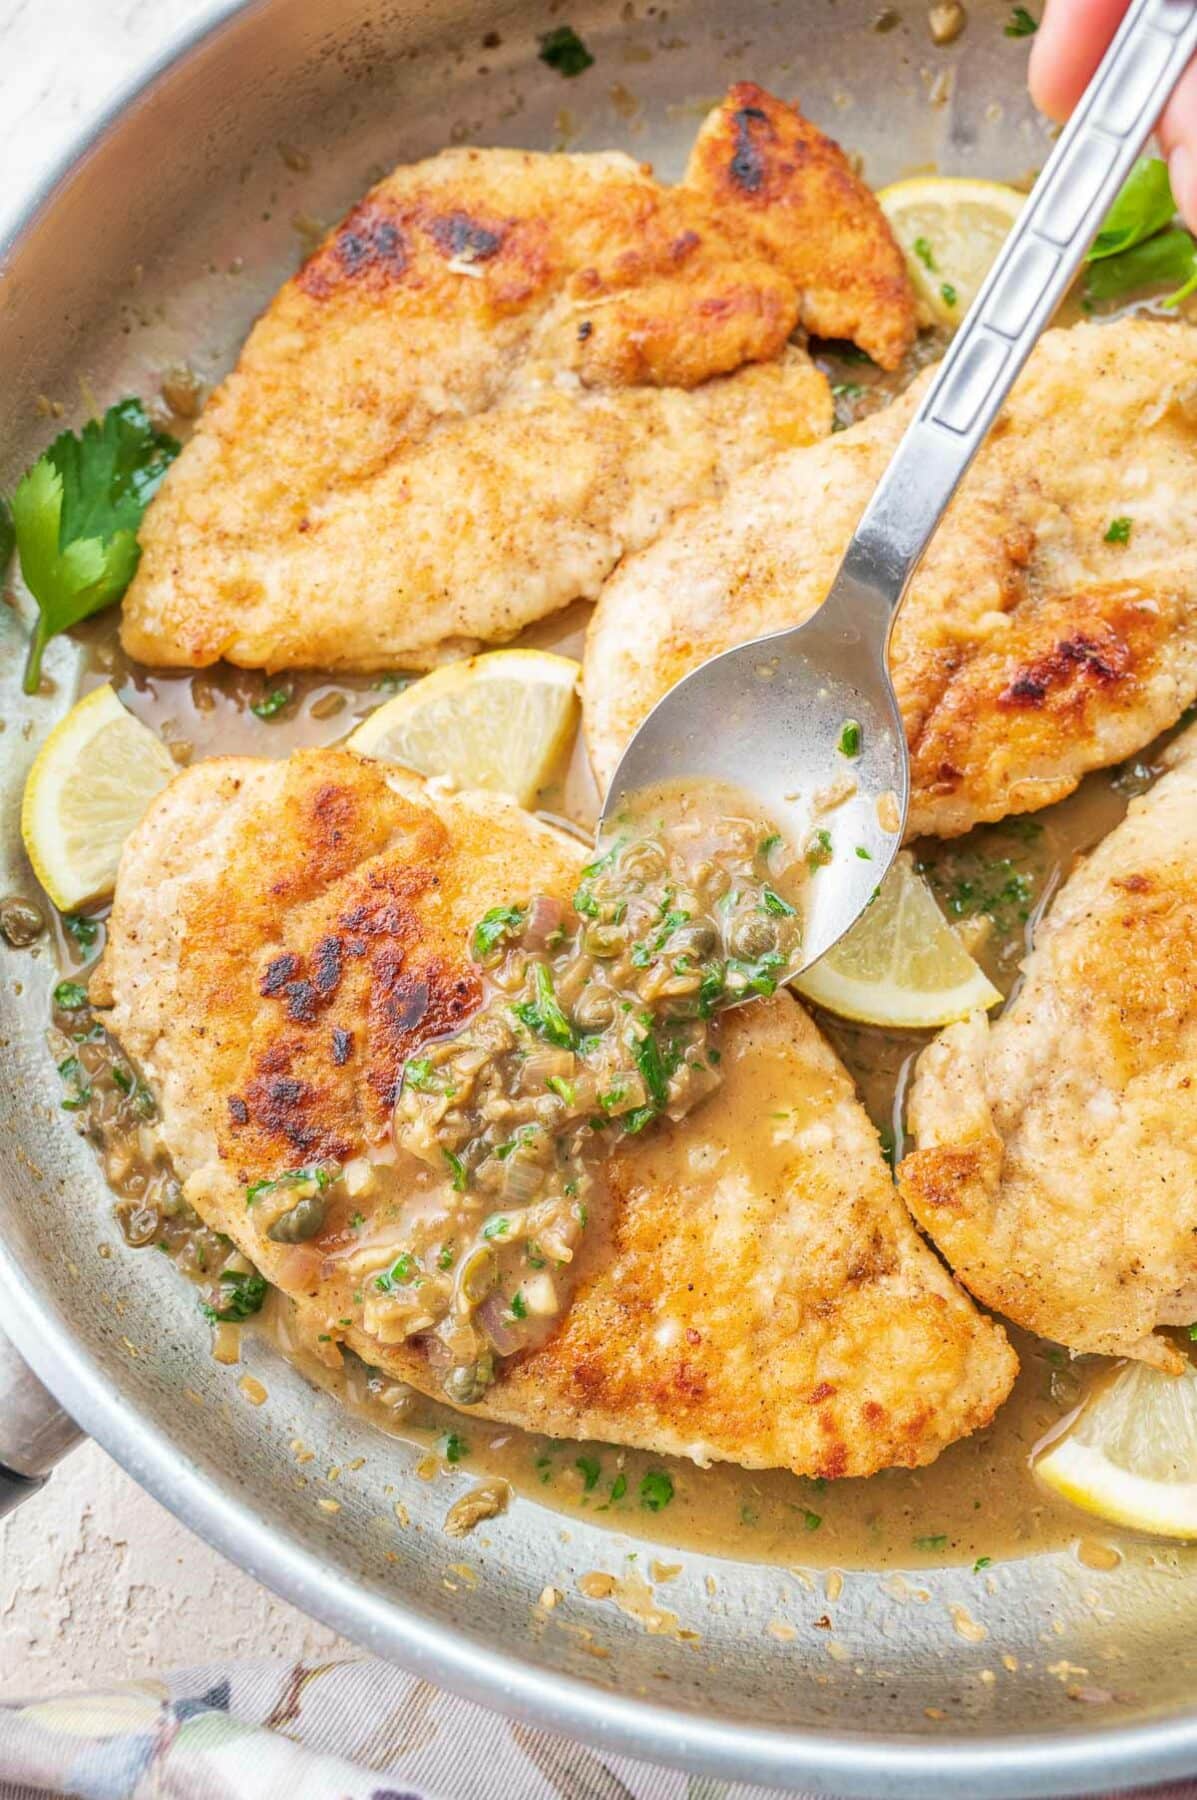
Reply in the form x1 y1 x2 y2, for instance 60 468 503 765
832 0 1197 620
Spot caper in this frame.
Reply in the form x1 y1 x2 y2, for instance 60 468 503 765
669 920 717 958
572 986 616 1031
584 923 625 959
0 896 46 948
443 1353 495 1405
266 1192 328 1243
730 915 778 960
619 841 666 883
458 1243 499 1306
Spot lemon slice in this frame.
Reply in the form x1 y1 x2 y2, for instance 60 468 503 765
1036 1360 1197 1539
878 176 1025 328
21 683 177 913
793 851 1001 1028
347 650 580 808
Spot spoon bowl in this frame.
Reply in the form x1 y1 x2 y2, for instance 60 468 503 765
600 0 1197 965
601 583 907 975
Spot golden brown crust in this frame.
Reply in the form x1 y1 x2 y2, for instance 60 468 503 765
584 320 1197 839
101 747 1014 1478
684 83 916 371
900 737 1197 1370
119 87 912 673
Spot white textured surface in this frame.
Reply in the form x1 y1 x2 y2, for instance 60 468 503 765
0 0 354 1700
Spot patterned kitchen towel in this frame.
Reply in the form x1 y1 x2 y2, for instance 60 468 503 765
0 1655 1190 1800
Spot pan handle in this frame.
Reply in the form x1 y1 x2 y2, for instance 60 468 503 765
0 1326 84 1516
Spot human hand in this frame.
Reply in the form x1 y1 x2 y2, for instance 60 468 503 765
1029 0 1197 229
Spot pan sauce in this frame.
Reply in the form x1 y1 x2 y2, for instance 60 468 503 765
36 339 1184 1572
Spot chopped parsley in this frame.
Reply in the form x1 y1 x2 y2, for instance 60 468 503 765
53 979 88 1011
63 913 99 950
1104 516 1132 545
609 1472 628 1503
441 1432 468 1464
639 1469 675 1511
403 1056 438 1091
443 1148 469 1192
973 1555 993 1572
914 1533 948 1551
546 1073 576 1104
245 1165 331 1207
482 1214 510 1240
57 1054 91 1111
758 832 782 858
761 887 796 918
940 282 958 308
633 1028 674 1112
201 1268 267 1323
727 949 784 998
472 905 525 961
510 1289 528 1320
838 718 862 757
375 1252 415 1292
250 688 291 720
513 961 576 1049
802 1509 823 1531
855 845 872 860
913 236 937 271
1004 4 1037 32
537 23 594 76
807 827 833 871
575 1454 601 1491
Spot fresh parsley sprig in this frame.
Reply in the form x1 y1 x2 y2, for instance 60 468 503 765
8 400 178 693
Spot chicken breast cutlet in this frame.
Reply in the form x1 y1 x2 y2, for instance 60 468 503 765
119 85 915 675
899 726 1197 1371
96 747 1013 1477
584 320 1197 838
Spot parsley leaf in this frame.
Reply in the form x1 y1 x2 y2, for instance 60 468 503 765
639 1469 674 1511
375 1251 415 1291
1004 5 1037 33
201 1268 267 1322
250 687 291 720
472 905 525 960
11 400 178 692
63 913 99 950
538 24 594 76
53 980 88 1011
576 1454 601 1490
761 887 796 918
245 1165 331 1206
1104 516 1132 545
513 961 576 1049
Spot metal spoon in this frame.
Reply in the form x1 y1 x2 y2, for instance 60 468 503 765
600 0 1197 975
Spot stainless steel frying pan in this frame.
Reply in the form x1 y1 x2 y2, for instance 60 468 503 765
4 3 1197 1792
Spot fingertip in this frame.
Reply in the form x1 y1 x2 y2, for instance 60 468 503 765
1169 144 1197 236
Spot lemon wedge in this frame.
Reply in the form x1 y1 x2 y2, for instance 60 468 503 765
1036 1359 1197 1539
878 176 1025 327
21 683 178 912
347 649 580 807
793 851 1001 1028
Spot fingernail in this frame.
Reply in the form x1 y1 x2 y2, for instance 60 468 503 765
1170 144 1197 232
